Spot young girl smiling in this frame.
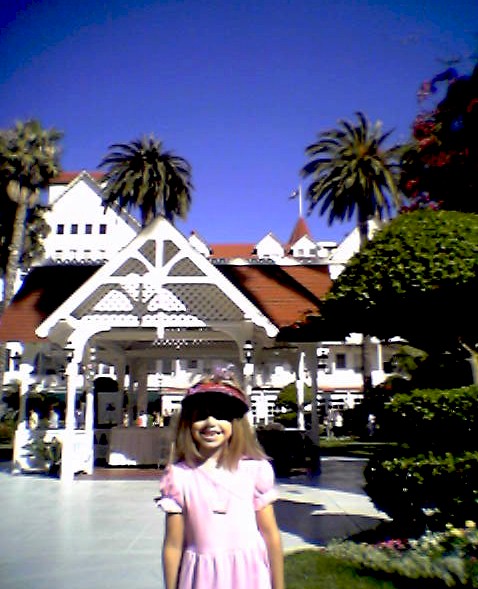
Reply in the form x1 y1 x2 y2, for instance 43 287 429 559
157 371 284 589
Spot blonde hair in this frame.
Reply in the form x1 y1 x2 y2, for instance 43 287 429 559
171 373 266 470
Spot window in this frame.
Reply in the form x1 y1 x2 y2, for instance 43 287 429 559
336 353 347 369
56 224 64 234
187 359 198 369
85 224 92 234
71 224 78 234
99 224 107 235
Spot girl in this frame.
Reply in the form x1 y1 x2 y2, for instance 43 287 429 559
157 371 284 589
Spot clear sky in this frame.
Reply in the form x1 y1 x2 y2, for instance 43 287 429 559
1 0 477 245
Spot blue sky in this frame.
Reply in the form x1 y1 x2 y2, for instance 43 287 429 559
1 0 477 245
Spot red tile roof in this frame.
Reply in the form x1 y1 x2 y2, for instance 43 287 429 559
0 265 101 342
217 264 331 328
0 263 331 342
209 243 257 259
287 216 312 249
50 171 104 185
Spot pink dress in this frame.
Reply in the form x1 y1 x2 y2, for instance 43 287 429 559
158 458 278 589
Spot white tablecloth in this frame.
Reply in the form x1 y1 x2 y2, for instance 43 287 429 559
108 427 173 466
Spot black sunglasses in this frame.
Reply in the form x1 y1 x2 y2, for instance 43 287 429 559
191 404 238 422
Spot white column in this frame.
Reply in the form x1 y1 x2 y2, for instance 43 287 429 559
127 361 136 424
295 351 306 431
60 359 80 482
137 359 148 417
12 359 33 473
16 362 31 430
115 360 126 425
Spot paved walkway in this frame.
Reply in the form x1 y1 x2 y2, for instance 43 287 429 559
0 457 389 589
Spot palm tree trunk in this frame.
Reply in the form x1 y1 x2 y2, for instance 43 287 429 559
358 215 373 393
4 197 27 306
0 196 29 389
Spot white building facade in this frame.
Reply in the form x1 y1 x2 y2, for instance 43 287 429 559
0 171 398 479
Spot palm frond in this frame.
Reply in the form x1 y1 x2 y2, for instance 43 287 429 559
301 112 404 242
98 134 193 227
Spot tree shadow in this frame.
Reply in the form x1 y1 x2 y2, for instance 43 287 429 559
274 498 387 547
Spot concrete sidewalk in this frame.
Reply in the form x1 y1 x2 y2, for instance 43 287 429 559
0 457 389 589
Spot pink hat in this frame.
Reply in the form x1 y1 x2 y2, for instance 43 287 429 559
182 381 249 417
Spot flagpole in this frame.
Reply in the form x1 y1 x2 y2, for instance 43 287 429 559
299 184 303 217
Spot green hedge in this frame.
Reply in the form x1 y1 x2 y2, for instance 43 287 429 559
364 386 478 530
381 386 478 451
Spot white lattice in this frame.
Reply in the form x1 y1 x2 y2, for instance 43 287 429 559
73 285 112 318
168 258 205 277
112 258 148 276
147 289 187 312
139 240 156 266
163 240 180 265
141 312 205 328
121 281 159 303
166 284 244 321
82 314 139 326
93 289 133 312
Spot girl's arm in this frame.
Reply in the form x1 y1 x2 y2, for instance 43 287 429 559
256 504 284 589
163 512 185 589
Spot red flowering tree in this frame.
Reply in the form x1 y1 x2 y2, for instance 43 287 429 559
401 61 478 213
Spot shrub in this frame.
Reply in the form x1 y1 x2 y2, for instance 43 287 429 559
364 385 478 529
382 386 478 451
0 412 17 443
327 521 478 587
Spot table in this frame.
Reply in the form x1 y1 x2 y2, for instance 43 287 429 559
108 427 173 466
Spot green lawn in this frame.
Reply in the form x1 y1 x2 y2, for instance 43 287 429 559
285 550 453 589
319 436 393 459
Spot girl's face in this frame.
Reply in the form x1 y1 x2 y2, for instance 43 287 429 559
191 413 233 461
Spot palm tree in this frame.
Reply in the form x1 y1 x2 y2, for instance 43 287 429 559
0 200 51 275
301 112 403 394
0 120 62 307
98 135 193 227
301 111 403 248
0 119 62 386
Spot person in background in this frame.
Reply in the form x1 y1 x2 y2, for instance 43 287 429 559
48 406 59 429
28 408 39 430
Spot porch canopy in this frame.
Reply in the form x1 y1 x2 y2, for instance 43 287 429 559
0 217 332 479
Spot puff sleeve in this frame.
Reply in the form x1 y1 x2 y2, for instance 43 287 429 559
253 460 279 511
157 465 183 513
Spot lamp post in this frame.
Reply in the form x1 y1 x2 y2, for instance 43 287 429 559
317 347 331 438
242 340 255 421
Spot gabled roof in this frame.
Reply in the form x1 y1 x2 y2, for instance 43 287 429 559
50 171 104 185
0 265 100 342
215 264 331 328
287 216 313 248
35 216 278 341
0 261 332 343
48 170 140 232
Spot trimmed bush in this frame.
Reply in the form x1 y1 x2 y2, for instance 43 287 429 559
364 386 478 529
